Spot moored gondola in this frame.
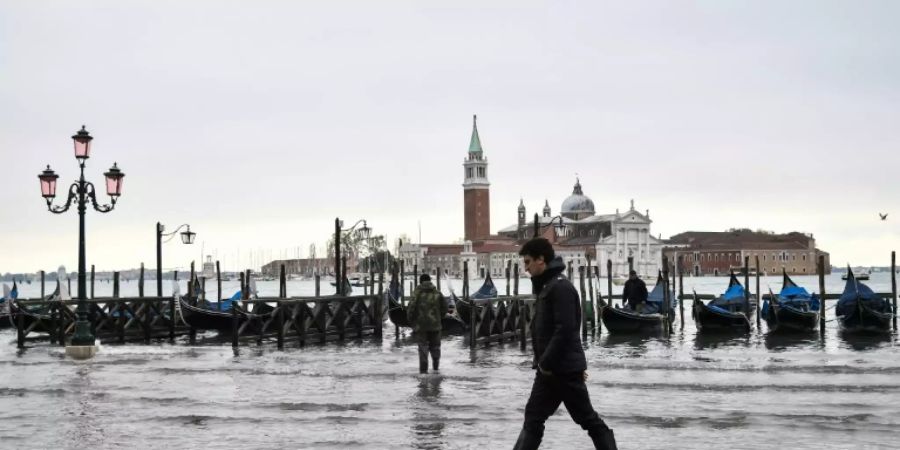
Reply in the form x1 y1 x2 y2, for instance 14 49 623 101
836 267 892 334
454 274 497 326
692 272 754 333
179 284 272 332
10 280 70 334
763 270 820 333
601 272 675 334
1 282 19 329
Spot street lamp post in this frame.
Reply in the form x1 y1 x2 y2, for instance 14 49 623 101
334 217 372 295
156 223 196 296
38 126 125 358
532 213 568 239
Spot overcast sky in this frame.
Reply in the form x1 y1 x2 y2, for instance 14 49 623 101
1 0 898 273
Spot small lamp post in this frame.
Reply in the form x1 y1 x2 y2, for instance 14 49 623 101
156 223 197 296
38 126 124 359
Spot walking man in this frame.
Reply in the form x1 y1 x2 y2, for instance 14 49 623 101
407 273 447 374
622 269 648 312
514 238 617 450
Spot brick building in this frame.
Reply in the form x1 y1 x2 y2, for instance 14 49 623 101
663 230 831 276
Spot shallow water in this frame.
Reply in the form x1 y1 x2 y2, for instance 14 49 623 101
1 273 898 449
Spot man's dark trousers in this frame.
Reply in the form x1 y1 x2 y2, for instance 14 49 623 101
417 331 441 373
516 371 614 449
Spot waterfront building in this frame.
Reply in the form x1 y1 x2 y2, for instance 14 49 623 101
662 230 831 276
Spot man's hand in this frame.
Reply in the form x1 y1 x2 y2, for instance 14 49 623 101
538 364 553 376
583 371 589 382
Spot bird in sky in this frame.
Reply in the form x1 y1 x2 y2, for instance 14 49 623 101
879 213 888 220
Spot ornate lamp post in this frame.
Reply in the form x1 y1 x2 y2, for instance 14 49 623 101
156 223 196 296
38 126 125 358
532 213 568 239
334 218 372 295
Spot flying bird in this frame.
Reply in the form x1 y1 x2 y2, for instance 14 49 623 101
879 213 888 221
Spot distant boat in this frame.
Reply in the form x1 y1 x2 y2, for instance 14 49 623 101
842 269 870 281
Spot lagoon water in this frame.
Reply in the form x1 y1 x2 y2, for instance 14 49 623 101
1 273 898 449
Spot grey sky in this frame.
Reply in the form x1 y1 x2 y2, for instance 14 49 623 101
2 1 898 273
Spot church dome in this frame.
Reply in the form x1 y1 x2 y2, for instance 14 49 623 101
560 179 595 219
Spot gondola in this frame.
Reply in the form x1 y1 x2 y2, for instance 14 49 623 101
9 280 70 334
601 272 675 334
763 270 820 333
835 267 892 334
454 274 497 326
0 282 19 329
179 282 272 332
692 272 754 333
329 276 356 292
386 274 408 327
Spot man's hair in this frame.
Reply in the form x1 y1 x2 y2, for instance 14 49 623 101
519 238 555 263
629 270 637 276
420 273 431 283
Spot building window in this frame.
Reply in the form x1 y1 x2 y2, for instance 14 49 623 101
466 168 472 178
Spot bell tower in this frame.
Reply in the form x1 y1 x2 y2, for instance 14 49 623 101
463 114 490 240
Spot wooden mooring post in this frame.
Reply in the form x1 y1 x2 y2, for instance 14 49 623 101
587 257 596 334
744 256 751 331
90 264 95 299
662 257 670 335
818 255 826 334
892 251 897 331
677 255 684 329
578 266 587 338
506 260 511 296
513 262 520 296
315 273 320 297
755 256 761 329
40 270 45 298
138 263 145 297
376 271 384 339
594 266 602 334
277 264 286 350
216 260 222 310
607 260 613 308
466 261 475 349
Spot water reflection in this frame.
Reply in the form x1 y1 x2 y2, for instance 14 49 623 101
838 332 894 351
409 375 446 450
763 332 823 351
693 333 753 350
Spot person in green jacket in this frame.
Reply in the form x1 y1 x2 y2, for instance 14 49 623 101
407 273 448 374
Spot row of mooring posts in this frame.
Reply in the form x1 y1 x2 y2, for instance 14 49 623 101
217 262 385 353
462 250 899 351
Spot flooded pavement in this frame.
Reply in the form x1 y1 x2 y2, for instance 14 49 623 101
1 274 898 449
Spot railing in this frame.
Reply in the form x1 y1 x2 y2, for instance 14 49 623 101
14 296 186 347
